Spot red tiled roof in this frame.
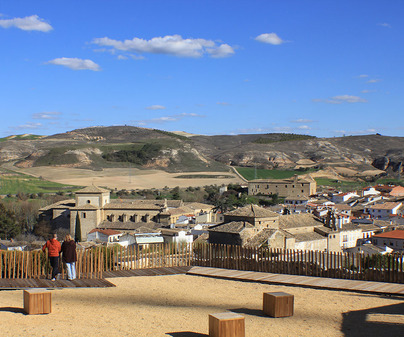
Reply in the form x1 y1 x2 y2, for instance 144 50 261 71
89 229 121 236
373 230 404 240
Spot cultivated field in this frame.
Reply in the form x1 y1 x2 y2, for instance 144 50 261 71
2 165 243 190
0 274 402 336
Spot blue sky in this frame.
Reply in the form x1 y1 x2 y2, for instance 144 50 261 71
1 0 403 137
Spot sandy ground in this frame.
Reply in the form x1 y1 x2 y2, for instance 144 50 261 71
3 165 243 190
0 274 403 337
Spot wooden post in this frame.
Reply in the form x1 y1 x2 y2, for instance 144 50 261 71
23 289 51 315
208 312 245 337
263 292 294 318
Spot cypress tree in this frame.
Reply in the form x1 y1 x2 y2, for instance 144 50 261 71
74 213 82 242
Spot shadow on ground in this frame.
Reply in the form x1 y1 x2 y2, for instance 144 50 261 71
341 302 404 336
229 307 267 318
0 307 26 315
166 332 207 337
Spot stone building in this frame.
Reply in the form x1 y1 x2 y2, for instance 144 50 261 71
38 185 216 240
248 175 316 198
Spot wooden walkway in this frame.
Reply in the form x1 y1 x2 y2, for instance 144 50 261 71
0 278 115 289
103 266 192 278
187 267 404 296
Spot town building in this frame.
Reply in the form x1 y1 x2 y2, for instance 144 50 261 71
38 185 217 240
248 175 316 198
371 230 404 251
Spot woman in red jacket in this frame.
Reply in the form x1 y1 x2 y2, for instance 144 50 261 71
61 234 77 280
42 233 62 281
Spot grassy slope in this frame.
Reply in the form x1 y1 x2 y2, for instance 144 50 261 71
0 170 80 194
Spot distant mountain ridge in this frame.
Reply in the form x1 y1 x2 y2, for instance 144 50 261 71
0 126 403 177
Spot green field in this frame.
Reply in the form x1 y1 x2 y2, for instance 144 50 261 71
174 174 234 179
236 167 317 180
0 171 80 194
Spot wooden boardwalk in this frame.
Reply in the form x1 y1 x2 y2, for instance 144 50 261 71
0 278 115 289
187 266 404 296
102 266 192 278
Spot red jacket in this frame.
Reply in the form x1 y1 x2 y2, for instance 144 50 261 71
42 238 61 257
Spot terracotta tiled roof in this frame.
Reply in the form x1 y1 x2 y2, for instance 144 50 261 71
372 230 404 240
89 229 122 236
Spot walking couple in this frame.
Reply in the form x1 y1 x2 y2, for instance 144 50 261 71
42 233 77 281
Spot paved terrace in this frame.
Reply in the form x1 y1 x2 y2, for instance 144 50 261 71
1 266 403 297
187 266 404 297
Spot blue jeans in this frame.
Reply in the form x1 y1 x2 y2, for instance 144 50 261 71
65 262 76 280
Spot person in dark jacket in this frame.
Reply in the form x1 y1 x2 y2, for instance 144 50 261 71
42 233 62 281
61 234 77 280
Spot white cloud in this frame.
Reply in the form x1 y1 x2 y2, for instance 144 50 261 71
378 23 392 28
216 102 230 106
92 35 235 58
255 33 285 45
361 89 376 93
367 79 381 83
291 119 314 123
46 58 101 71
313 95 367 104
146 105 166 110
331 95 367 103
298 125 311 130
13 122 43 130
0 14 52 32
132 112 203 126
32 111 61 119
357 74 369 78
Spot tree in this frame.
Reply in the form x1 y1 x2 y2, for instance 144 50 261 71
0 203 19 239
74 214 82 242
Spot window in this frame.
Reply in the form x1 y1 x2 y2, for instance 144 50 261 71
285 185 288 188
343 235 348 242
82 212 86 219
87 200 91 204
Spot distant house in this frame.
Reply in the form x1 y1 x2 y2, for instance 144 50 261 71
119 233 164 247
315 223 363 252
374 185 404 197
160 228 193 245
87 229 122 243
0 240 27 251
345 243 393 256
248 175 316 198
361 187 381 197
285 196 310 206
366 202 402 219
371 230 404 251
331 192 359 204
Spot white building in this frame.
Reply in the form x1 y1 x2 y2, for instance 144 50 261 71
87 229 122 243
331 192 359 204
366 202 402 219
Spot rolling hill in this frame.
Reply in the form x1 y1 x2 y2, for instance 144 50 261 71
0 126 403 179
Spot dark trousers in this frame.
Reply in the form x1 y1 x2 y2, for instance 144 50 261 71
49 256 59 279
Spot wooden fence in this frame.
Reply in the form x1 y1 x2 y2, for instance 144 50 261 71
1 243 403 283
192 244 404 284
0 243 192 279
